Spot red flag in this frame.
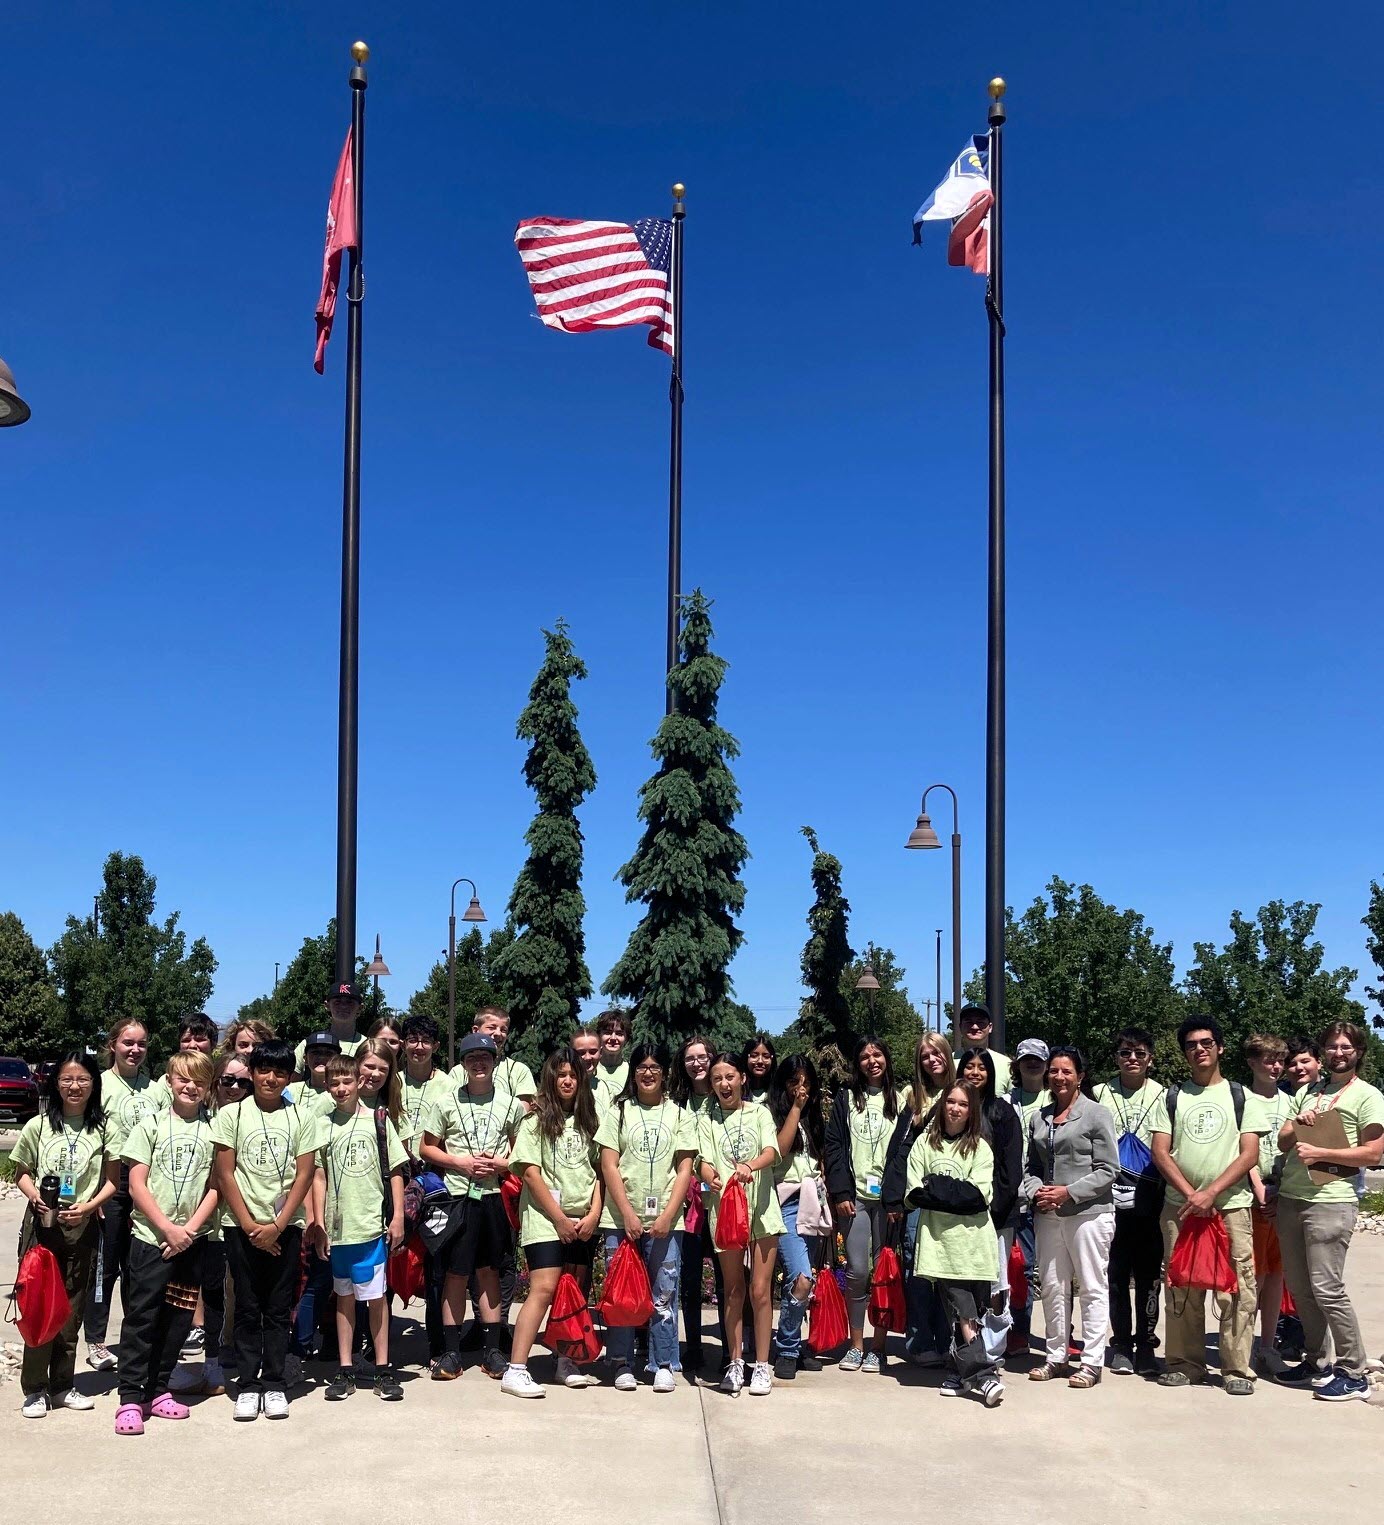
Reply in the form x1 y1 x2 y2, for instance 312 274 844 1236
314 131 357 374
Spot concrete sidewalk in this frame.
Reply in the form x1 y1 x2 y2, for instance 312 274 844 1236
2 1190 1382 1523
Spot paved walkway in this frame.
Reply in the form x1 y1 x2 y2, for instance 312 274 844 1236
2 1192 1382 1522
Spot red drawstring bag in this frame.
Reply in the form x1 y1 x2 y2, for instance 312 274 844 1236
1281 1282 1297 1318
807 1265 849 1354
386 1234 425 1306
10 1242 70 1348
868 1245 907 1332
1007 1237 1029 1311
1167 1212 1238 1294
714 1179 750 1252
599 1239 655 1328
500 1171 523 1233
542 1272 601 1363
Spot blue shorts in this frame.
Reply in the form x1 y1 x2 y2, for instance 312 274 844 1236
330 1237 387 1299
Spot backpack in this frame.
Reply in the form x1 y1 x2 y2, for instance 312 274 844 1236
1164 1082 1246 1141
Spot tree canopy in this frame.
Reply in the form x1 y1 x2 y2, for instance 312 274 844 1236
797 827 854 1053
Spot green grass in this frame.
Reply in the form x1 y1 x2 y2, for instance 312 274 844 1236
0 1149 14 1184
1361 1190 1384 1217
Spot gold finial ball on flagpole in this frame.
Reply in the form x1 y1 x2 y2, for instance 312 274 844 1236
988 77 1006 99
352 41 370 63
671 182 686 199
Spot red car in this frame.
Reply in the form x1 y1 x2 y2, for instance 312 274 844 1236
0 1058 41 1123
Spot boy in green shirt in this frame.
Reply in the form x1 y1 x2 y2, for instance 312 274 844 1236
287 1031 342 1119
306 1054 406 1402
295 983 364 1076
595 1009 633 1098
1244 1033 1292 1374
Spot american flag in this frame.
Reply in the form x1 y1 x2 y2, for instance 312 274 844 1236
514 216 674 357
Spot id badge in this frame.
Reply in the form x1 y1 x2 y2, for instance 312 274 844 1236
643 1194 660 1216
864 1174 882 1200
59 1170 77 1204
272 1192 288 1218
331 1209 343 1240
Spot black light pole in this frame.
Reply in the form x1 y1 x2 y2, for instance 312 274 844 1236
274 962 280 993
664 182 686 714
935 928 943 1034
984 77 1007 1049
333 41 368 987
447 878 488 1069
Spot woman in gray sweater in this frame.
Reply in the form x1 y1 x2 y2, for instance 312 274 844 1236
1020 1046 1118 1388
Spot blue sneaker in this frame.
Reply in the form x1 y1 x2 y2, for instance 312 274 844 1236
1314 1370 1369 1403
1276 1360 1328 1387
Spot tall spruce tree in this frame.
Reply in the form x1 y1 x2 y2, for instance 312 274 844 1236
798 827 854 1051
603 589 749 1048
492 622 596 1069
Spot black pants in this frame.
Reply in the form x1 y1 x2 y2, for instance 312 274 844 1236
83 1187 132 1345
1108 1208 1163 1355
225 1226 303 1390
201 1238 227 1362
118 1238 207 1405
679 1219 726 1371
424 1247 444 1358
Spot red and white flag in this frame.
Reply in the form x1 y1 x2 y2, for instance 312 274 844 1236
314 131 357 374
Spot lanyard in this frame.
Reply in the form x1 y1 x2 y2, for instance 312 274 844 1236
456 1088 498 1155
408 1075 434 1136
1314 1077 1357 1114
863 1090 886 1171
632 1101 672 1199
1110 1081 1157 1139
166 1115 206 1222
327 1112 363 1223
257 1107 291 1196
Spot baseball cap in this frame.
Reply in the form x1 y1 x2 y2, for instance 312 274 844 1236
304 1030 342 1053
958 1004 991 1025
457 1033 498 1060
326 982 361 1003
1016 1038 1050 1063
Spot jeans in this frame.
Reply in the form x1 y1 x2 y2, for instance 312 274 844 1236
1108 1207 1163 1356
604 1230 682 1372
843 1199 885 1330
83 1186 132 1346
119 1238 206 1405
225 1226 303 1391
678 1218 726 1369
901 1209 950 1357
1277 1196 1364 1375
1036 1209 1116 1369
775 1196 818 1360
1160 1203 1256 1381
292 1237 334 1357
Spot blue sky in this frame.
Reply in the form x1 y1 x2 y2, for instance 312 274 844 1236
4 3 1381 1028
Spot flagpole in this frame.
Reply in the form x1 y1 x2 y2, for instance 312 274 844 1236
984 77 1006 1047
334 40 368 987
665 182 686 714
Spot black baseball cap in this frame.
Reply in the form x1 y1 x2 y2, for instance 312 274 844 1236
304 1031 342 1053
326 982 361 1003
457 1033 498 1060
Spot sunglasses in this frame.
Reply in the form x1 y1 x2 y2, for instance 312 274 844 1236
1116 1049 1149 1059
1183 1038 1217 1052
218 1075 253 1089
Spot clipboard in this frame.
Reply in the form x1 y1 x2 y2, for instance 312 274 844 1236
1302 1107 1355 1186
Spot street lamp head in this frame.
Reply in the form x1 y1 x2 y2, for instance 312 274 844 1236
461 896 487 924
352 40 370 63
905 813 942 850
854 967 881 994
365 933 390 980
0 358 31 427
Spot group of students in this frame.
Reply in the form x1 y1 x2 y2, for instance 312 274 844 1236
10 986 1382 1426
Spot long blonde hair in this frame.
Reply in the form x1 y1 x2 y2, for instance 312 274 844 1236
909 1033 956 1125
357 1037 403 1128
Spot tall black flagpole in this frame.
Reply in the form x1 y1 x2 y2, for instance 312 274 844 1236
334 41 368 987
665 182 686 714
984 78 1007 1047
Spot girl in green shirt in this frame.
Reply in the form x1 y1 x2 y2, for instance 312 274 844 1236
742 1034 777 1106
672 1033 723 1377
697 1053 782 1397
12 1051 116 1418
504 1048 604 1398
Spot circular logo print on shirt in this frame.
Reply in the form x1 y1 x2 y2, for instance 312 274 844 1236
929 1157 962 1179
242 1128 291 1178
848 1108 887 1147
115 1089 159 1130
40 1136 91 1177
154 1133 213 1180
554 1128 593 1167
1185 1104 1228 1146
332 1133 379 1178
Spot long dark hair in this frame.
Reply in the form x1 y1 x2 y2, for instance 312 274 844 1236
769 1055 825 1160
848 1035 897 1120
670 1033 713 1105
742 1033 777 1084
926 1082 983 1157
533 1047 599 1143
956 1047 997 1104
45 1050 106 1133
615 1042 672 1117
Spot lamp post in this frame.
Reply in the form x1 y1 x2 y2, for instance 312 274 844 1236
935 929 943 1034
0 358 31 428
854 960 881 1023
447 878 488 1068
274 962 280 993
365 934 390 1016
905 785 962 1034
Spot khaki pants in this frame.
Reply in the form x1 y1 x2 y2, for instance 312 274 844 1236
1160 1203 1256 1381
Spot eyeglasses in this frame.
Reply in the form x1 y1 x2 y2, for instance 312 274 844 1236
219 1075 253 1089
635 1065 663 1077
1183 1038 1217 1052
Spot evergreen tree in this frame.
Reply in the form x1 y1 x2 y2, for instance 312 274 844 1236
603 590 749 1049
492 622 596 1069
798 827 854 1052
1364 878 1384 1026
0 911 67 1058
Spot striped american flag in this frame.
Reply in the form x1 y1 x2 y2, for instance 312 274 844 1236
514 216 674 357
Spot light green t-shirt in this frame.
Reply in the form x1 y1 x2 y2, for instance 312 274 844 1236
588 1076 613 1119
1251 1088 1294 1186
510 1112 601 1245
1279 1078 1384 1205
773 1123 822 1188
285 1081 336 1121
423 1085 526 1200
122 1109 217 1246
906 1133 997 1282
1093 1079 1164 1148
1011 1086 1053 1142
695 1099 784 1240
294 1034 362 1073
446 1055 536 1104
11 1114 111 1204
594 1098 696 1230
746 1084 771 1107
317 1106 407 1246
1148 1080 1268 1213
210 1097 321 1227
102 1068 168 1155
401 1070 445 1153
846 1087 893 1201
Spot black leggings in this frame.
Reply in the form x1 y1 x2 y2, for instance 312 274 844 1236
83 1187 132 1345
679 1219 726 1369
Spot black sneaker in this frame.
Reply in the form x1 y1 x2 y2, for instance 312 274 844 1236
324 1368 355 1401
773 1357 797 1382
1108 1350 1135 1376
431 1352 464 1382
797 1352 823 1372
482 1347 507 1381
375 1365 403 1401
1134 1347 1159 1376
1278 1360 1327 1387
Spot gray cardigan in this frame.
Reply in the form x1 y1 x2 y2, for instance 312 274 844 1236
1020 1094 1118 1218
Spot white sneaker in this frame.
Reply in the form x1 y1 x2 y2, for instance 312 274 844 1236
21 1392 48 1419
977 1375 1005 1407
653 1366 677 1394
52 1389 95 1411
939 1375 965 1396
719 1360 744 1396
85 1343 117 1372
262 1389 290 1419
501 1366 546 1399
233 1390 261 1422
748 1362 773 1396
613 1367 638 1392
557 1356 596 1389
